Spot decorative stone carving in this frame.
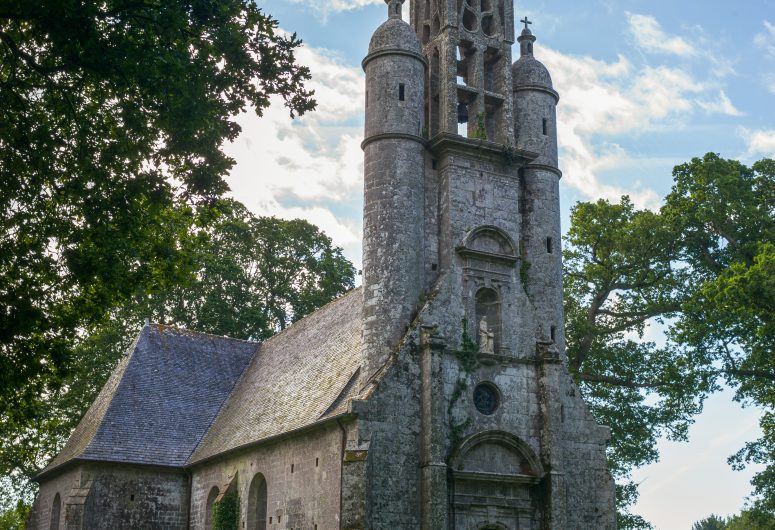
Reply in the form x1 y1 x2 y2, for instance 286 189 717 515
478 316 495 353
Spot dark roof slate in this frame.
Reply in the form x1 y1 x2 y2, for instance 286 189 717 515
189 287 363 464
43 324 257 474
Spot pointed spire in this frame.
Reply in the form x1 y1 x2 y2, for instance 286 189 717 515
386 0 404 19
517 16 536 57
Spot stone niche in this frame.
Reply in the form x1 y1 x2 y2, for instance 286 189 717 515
457 225 518 355
448 431 544 530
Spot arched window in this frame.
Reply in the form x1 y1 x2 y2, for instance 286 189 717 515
246 473 268 530
475 287 501 353
50 493 61 530
205 486 219 530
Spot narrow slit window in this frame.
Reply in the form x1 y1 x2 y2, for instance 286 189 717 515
546 236 553 253
399 83 405 101
315 457 319 467
550 325 556 341
542 118 548 136
365 90 368 108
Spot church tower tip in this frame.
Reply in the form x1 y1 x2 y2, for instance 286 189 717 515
386 0 404 18
518 15 536 56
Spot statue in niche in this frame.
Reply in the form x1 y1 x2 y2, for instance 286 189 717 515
478 316 495 353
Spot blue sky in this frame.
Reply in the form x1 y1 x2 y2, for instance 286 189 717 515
224 1 775 528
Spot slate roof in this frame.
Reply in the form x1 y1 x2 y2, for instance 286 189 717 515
41 287 364 476
189 287 363 464
41 324 257 475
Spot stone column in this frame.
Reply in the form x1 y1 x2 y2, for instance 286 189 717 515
419 325 448 530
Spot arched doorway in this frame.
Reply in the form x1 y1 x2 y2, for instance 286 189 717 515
246 473 268 530
50 493 61 530
205 486 219 530
449 431 544 530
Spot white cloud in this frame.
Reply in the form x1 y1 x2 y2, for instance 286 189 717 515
539 48 718 208
626 13 696 57
741 128 775 158
754 20 775 59
223 40 366 265
697 90 744 116
287 0 382 15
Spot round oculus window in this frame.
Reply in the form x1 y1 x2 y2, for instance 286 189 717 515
473 382 499 415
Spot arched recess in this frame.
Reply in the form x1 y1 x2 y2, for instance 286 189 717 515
475 287 501 353
205 486 219 530
457 225 517 264
50 493 61 530
246 473 268 530
449 431 544 530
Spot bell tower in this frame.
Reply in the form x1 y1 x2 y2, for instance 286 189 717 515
358 5 617 529
411 0 515 143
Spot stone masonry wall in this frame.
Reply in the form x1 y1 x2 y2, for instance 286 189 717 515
27 466 81 530
28 464 188 530
81 464 188 530
189 422 344 530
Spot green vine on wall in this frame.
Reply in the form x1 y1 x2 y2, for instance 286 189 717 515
470 112 488 140
448 319 481 445
520 258 531 293
212 490 240 530
501 142 523 166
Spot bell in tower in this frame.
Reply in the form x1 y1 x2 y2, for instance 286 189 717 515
411 0 515 143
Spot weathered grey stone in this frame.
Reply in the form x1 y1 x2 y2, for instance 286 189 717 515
29 1 616 528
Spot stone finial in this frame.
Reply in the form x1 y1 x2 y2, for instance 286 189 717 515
385 0 404 19
517 16 537 57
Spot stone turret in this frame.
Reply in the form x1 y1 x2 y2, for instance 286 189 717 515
361 0 426 377
512 20 564 352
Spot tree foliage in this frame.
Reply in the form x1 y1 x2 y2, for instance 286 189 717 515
564 153 775 525
692 514 728 530
693 508 775 530
0 201 355 501
0 0 315 456
212 489 240 530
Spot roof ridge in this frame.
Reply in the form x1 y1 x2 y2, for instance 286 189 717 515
146 322 259 345
257 286 362 348
146 286 361 347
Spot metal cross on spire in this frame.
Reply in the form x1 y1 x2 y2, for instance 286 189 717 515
520 16 532 31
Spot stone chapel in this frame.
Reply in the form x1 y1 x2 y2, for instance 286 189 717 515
27 0 617 528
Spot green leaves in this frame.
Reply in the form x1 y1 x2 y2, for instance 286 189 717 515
564 154 775 524
0 0 315 468
1 0 321 504
0 201 355 503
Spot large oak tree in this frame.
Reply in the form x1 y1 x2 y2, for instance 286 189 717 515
565 154 775 527
1 0 315 445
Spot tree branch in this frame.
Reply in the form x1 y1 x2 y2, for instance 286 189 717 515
578 372 673 389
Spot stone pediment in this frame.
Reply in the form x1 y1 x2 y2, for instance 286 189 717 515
456 225 518 265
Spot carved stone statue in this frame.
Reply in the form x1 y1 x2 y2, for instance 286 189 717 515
478 316 495 353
